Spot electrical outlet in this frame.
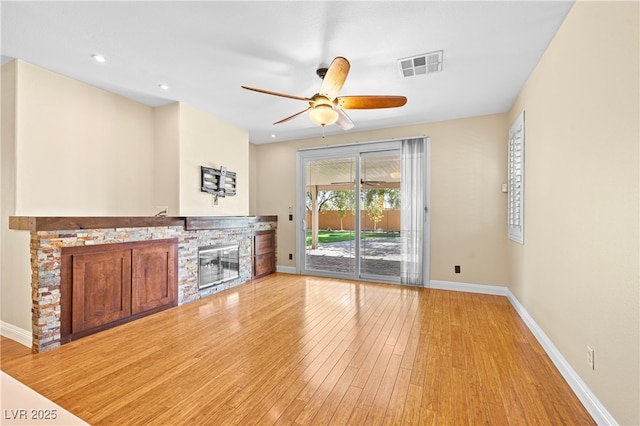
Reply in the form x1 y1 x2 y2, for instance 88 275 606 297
454 265 461 274
587 346 595 370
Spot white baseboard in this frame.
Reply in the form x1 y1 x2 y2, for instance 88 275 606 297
0 321 32 348
276 265 297 274
428 279 508 296
429 280 616 426
505 289 617 426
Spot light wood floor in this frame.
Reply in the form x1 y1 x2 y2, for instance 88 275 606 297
1 273 594 425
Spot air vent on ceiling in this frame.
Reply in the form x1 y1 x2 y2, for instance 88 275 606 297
398 50 443 78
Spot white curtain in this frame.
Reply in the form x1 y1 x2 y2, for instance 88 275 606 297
400 138 426 286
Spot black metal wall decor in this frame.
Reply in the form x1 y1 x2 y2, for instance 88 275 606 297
201 166 237 198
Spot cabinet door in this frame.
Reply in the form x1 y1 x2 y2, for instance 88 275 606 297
253 230 276 278
131 242 177 315
72 249 132 333
253 253 275 278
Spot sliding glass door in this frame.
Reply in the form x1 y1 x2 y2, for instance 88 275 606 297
297 141 414 284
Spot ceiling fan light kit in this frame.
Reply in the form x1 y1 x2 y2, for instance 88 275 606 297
242 56 407 131
309 104 338 126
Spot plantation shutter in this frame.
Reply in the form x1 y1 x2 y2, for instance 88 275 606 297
508 111 525 244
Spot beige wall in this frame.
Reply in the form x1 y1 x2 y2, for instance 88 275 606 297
253 140 298 267
1 61 32 333
178 103 249 216
14 61 156 215
253 113 510 287
4 60 250 219
508 1 639 424
153 101 250 216
153 103 180 216
248 143 258 216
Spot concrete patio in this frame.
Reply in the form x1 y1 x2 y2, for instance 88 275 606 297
304 237 401 277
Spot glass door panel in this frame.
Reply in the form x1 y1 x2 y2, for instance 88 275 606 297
359 152 401 279
304 156 356 275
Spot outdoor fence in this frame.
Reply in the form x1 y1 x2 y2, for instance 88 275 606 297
306 210 400 232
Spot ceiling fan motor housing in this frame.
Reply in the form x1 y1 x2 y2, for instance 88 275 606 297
316 67 328 80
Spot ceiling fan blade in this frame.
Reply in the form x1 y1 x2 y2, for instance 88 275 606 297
241 85 310 102
335 108 354 130
319 57 350 100
338 95 407 109
273 107 311 124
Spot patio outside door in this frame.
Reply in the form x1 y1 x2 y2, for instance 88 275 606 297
297 142 402 283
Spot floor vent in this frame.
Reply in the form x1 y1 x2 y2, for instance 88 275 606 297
398 50 443 78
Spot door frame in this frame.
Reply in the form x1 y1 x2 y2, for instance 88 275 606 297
295 139 430 285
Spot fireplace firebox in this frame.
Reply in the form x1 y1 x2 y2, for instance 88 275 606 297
198 245 240 290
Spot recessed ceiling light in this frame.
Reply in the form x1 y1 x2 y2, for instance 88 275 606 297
271 134 276 138
91 54 106 63
158 84 169 90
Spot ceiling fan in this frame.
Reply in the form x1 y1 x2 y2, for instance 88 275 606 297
241 57 407 130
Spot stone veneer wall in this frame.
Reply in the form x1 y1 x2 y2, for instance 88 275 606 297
30 221 276 353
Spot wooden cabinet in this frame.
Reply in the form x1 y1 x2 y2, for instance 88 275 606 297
252 230 275 279
61 239 178 343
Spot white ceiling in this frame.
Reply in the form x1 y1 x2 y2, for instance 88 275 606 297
1 1 574 144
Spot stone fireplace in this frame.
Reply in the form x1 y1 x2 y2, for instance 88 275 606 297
9 216 277 352
198 244 240 290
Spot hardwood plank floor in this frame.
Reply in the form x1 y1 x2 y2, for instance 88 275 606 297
1 273 595 425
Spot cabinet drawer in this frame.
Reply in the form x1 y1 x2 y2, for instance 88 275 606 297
254 231 275 255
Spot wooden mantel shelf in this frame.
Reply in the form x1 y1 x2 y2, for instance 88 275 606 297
9 215 277 232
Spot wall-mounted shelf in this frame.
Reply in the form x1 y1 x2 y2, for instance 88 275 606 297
9 215 277 231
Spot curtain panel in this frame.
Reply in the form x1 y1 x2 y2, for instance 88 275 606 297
400 137 426 286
